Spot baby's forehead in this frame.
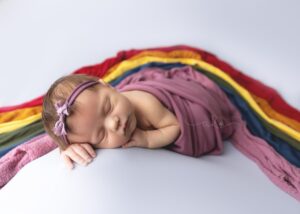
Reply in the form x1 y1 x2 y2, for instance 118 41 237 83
73 85 111 114
77 85 107 103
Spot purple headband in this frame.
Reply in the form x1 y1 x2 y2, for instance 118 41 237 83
52 80 101 146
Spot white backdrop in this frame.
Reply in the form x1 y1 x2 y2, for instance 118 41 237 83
0 0 299 213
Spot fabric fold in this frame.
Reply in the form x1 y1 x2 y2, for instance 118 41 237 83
116 66 300 202
0 133 57 188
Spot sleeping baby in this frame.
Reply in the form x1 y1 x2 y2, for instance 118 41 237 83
41 66 300 201
42 74 181 169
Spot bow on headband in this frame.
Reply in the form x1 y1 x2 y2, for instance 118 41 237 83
53 100 70 136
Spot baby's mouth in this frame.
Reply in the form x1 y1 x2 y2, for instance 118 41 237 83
126 114 135 137
125 114 132 133
122 114 130 135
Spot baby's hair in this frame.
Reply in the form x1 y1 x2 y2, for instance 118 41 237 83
42 74 103 150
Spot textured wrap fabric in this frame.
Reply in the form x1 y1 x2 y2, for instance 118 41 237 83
0 133 57 188
116 66 300 202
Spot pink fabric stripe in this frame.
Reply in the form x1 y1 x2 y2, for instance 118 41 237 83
0 134 57 188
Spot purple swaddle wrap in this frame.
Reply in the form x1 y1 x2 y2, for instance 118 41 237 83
116 65 300 202
117 66 240 156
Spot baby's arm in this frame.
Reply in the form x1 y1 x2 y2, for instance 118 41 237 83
133 92 181 149
144 104 180 149
145 124 180 149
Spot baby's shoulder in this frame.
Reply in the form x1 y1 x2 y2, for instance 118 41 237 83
124 90 161 106
121 90 157 130
124 90 178 129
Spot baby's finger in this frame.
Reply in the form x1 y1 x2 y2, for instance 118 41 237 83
61 153 74 170
66 147 88 166
72 144 92 163
122 140 134 148
81 144 96 158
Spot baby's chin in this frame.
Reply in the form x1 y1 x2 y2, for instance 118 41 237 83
122 121 136 143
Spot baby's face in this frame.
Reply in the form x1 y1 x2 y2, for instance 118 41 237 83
66 83 137 149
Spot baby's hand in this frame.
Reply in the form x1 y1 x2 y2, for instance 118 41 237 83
60 143 96 170
122 128 149 148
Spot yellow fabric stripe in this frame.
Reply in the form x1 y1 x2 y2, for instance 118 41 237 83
0 113 41 133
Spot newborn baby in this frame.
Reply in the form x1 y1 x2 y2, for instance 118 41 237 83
42 74 180 169
42 67 300 201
